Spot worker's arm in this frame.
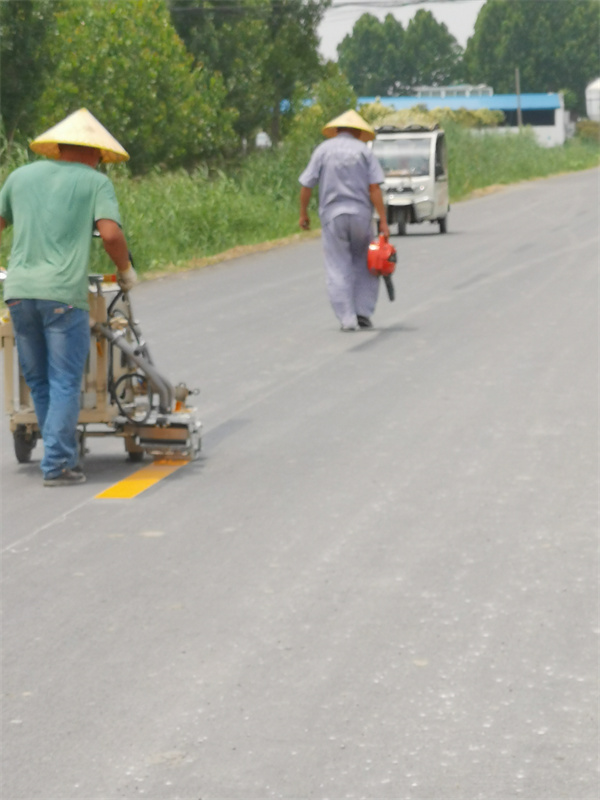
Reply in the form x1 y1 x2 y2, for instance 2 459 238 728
299 185 312 230
95 218 130 271
95 218 137 291
0 217 6 265
369 184 390 238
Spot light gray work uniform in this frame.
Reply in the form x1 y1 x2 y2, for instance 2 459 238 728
299 132 385 328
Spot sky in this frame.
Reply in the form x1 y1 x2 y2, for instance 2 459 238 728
318 0 487 61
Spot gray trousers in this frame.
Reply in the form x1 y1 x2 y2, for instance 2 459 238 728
321 213 380 328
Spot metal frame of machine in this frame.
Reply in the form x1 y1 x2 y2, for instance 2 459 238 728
0 274 201 465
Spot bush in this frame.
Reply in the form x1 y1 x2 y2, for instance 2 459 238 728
359 102 505 130
576 119 600 143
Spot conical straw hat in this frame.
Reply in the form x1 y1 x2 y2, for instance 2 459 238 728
30 108 129 163
322 109 375 142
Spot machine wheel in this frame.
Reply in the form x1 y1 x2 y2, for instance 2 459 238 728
396 209 407 236
13 427 38 463
113 372 153 423
124 434 145 462
439 216 448 234
77 429 88 460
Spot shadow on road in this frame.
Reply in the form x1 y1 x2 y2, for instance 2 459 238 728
349 323 419 352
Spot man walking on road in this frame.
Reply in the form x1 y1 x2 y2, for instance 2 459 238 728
298 109 389 331
0 108 137 486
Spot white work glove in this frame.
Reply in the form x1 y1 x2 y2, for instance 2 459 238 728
117 264 137 292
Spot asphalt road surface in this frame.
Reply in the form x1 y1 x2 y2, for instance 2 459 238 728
1 169 598 800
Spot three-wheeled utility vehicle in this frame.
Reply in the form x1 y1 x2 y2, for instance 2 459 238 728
370 124 450 235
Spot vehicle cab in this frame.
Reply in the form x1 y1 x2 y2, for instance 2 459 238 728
370 124 449 235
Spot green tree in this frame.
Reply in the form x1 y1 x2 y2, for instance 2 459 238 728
337 10 462 96
0 0 64 142
32 0 237 173
286 61 357 147
264 0 329 143
403 9 464 89
169 0 330 145
337 13 406 96
168 0 270 144
464 0 600 114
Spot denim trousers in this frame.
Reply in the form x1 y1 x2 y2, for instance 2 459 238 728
8 299 90 479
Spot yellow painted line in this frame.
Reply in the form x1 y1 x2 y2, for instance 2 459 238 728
95 459 190 499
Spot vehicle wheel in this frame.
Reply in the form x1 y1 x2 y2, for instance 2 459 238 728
13 427 38 463
397 210 407 236
439 216 448 234
127 450 144 463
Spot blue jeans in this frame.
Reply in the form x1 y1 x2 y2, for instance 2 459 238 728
8 299 90 479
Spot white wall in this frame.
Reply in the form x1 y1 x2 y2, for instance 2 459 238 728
585 79 600 122
470 98 567 148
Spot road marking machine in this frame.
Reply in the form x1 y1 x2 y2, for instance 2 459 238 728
0 273 201 465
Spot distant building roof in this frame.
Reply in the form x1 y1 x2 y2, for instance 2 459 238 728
358 93 562 112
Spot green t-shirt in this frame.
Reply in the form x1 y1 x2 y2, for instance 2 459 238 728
0 160 122 310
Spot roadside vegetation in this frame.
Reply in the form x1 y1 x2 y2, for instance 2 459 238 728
0 124 598 277
0 1 598 278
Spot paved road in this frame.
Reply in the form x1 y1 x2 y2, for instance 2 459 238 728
1 169 598 800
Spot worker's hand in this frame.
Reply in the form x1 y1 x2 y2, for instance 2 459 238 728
379 219 390 239
117 264 137 292
299 213 310 231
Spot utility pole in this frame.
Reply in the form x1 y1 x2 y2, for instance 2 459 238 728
515 67 523 129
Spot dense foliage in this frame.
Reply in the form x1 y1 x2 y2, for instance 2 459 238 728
285 63 357 146
464 0 600 114
0 0 64 142
338 10 463 96
336 13 406 96
337 0 598 115
30 0 238 173
168 0 330 144
1 0 330 165
0 0 598 182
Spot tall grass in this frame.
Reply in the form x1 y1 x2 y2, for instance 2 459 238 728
1 129 598 276
446 124 599 199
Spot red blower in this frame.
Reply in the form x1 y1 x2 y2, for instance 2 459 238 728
367 234 397 301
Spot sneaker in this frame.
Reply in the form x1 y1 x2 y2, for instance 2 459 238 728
340 324 358 332
43 468 87 487
357 315 373 329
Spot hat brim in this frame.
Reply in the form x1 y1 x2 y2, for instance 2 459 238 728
30 108 129 164
321 109 375 142
29 140 129 164
321 125 375 142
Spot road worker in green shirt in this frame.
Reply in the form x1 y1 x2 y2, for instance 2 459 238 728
0 108 137 486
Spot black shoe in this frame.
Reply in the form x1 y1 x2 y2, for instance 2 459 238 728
357 315 373 329
43 468 87 487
